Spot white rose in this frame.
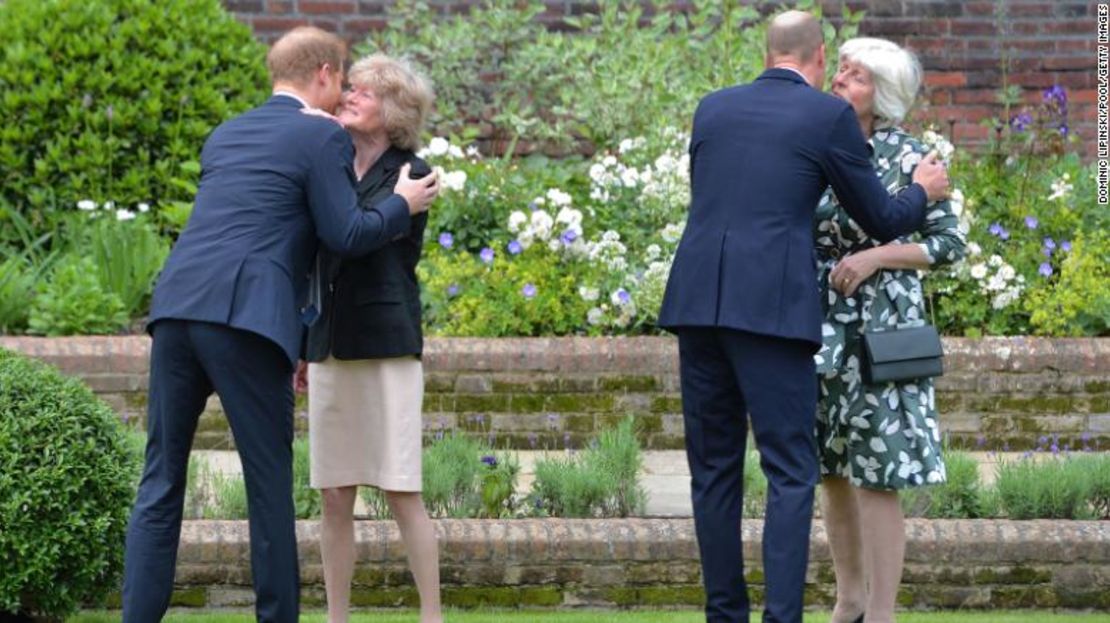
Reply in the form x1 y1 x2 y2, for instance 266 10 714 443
508 210 528 233
999 265 1016 281
443 170 467 192
969 264 988 280
427 137 450 157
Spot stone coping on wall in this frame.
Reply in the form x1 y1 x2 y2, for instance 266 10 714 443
3 335 1108 376
160 518 1110 610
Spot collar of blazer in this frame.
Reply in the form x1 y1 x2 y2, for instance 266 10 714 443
757 67 809 85
267 93 307 108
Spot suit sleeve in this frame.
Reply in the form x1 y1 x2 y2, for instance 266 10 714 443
819 106 927 243
306 128 412 258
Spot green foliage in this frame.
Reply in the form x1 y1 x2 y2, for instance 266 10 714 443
1027 231 1110 337
901 450 984 519
207 469 249 521
743 446 768 518
0 256 39 334
1075 452 1110 519
529 417 646 518
60 214 171 317
994 455 1093 520
422 431 486 518
0 348 138 618
293 437 320 520
27 255 128 336
364 0 860 151
0 0 268 236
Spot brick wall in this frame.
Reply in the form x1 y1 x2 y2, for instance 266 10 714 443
2 336 1108 451
220 0 1099 158
152 518 1110 610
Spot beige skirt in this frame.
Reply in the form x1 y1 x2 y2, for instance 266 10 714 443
307 356 424 491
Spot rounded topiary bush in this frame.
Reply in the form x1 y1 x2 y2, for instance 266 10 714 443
0 348 139 619
0 0 268 233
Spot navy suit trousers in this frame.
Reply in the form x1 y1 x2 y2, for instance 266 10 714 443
677 328 819 623
123 320 298 623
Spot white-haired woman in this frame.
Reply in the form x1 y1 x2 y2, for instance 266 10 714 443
813 38 966 623
301 54 442 623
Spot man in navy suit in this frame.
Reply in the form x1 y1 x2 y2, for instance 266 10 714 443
122 27 439 623
657 11 949 623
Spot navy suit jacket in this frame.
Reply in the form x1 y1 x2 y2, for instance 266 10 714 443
148 95 412 366
657 68 928 350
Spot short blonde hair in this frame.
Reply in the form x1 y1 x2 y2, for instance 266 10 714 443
347 54 434 151
838 37 922 128
267 26 346 86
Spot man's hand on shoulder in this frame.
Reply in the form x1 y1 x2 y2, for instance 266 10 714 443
394 163 439 215
912 152 950 202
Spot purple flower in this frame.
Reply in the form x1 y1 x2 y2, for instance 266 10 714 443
616 288 631 304
438 232 454 249
1002 442 1010 452
447 283 459 297
528 201 539 212
522 283 537 299
560 229 578 245
547 413 558 428
479 247 495 264
1059 124 1069 137
1037 435 1049 448
998 228 1010 241
507 240 523 255
1043 247 1053 258
1044 237 1056 250
1038 262 1054 277
481 454 497 467
1082 432 1092 443
1061 240 1072 252
1043 85 1067 107
1051 442 1060 454
1022 450 1033 460
1024 216 1038 229
1009 112 1033 132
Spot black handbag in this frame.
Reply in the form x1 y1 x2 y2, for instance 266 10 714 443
860 324 944 385
858 274 945 385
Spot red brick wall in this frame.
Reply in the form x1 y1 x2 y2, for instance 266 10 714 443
223 0 1098 157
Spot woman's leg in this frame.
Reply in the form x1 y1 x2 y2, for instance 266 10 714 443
385 491 442 623
821 476 867 623
320 486 358 623
856 486 905 623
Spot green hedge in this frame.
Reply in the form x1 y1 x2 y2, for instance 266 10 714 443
0 348 139 618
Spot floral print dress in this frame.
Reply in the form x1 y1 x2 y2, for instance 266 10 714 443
813 127 967 490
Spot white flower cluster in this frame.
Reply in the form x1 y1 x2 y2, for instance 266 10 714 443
920 129 956 163
1047 173 1073 201
581 286 637 328
507 190 585 253
76 199 149 221
962 245 1025 310
585 230 628 272
420 137 473 193
588 129 691 208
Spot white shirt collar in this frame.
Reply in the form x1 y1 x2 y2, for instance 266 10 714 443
272 91 308 108
778 67 809 83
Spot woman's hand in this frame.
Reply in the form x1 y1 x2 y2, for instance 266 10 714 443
830 249 882 297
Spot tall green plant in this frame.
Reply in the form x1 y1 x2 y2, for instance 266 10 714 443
0 0 268 235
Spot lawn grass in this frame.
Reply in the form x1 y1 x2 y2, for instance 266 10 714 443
69 610 1110 622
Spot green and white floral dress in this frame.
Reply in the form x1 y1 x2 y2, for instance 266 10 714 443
813 127 967 491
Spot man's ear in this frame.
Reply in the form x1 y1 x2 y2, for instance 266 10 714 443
816 44 826 70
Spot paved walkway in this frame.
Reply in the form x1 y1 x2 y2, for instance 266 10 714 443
193 450 1030 517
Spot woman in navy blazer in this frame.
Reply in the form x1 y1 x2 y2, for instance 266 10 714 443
302 55 442 623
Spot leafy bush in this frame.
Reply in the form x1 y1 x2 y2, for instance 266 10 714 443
743 446 768 518
0 348 138 618
292 437 320 520
67 213 170 318
529 417 646 518
27 255 129 336
364 0 860 152
901 450 984 519
0 0 268 237
994 455 1093 520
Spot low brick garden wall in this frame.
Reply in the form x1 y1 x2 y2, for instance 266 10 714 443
151 518 1109 611
1 336 1107 450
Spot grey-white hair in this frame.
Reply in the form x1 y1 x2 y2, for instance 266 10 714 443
838 37 922 128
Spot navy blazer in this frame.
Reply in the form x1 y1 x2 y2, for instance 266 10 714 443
148 95 412 366
657 69 928 350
